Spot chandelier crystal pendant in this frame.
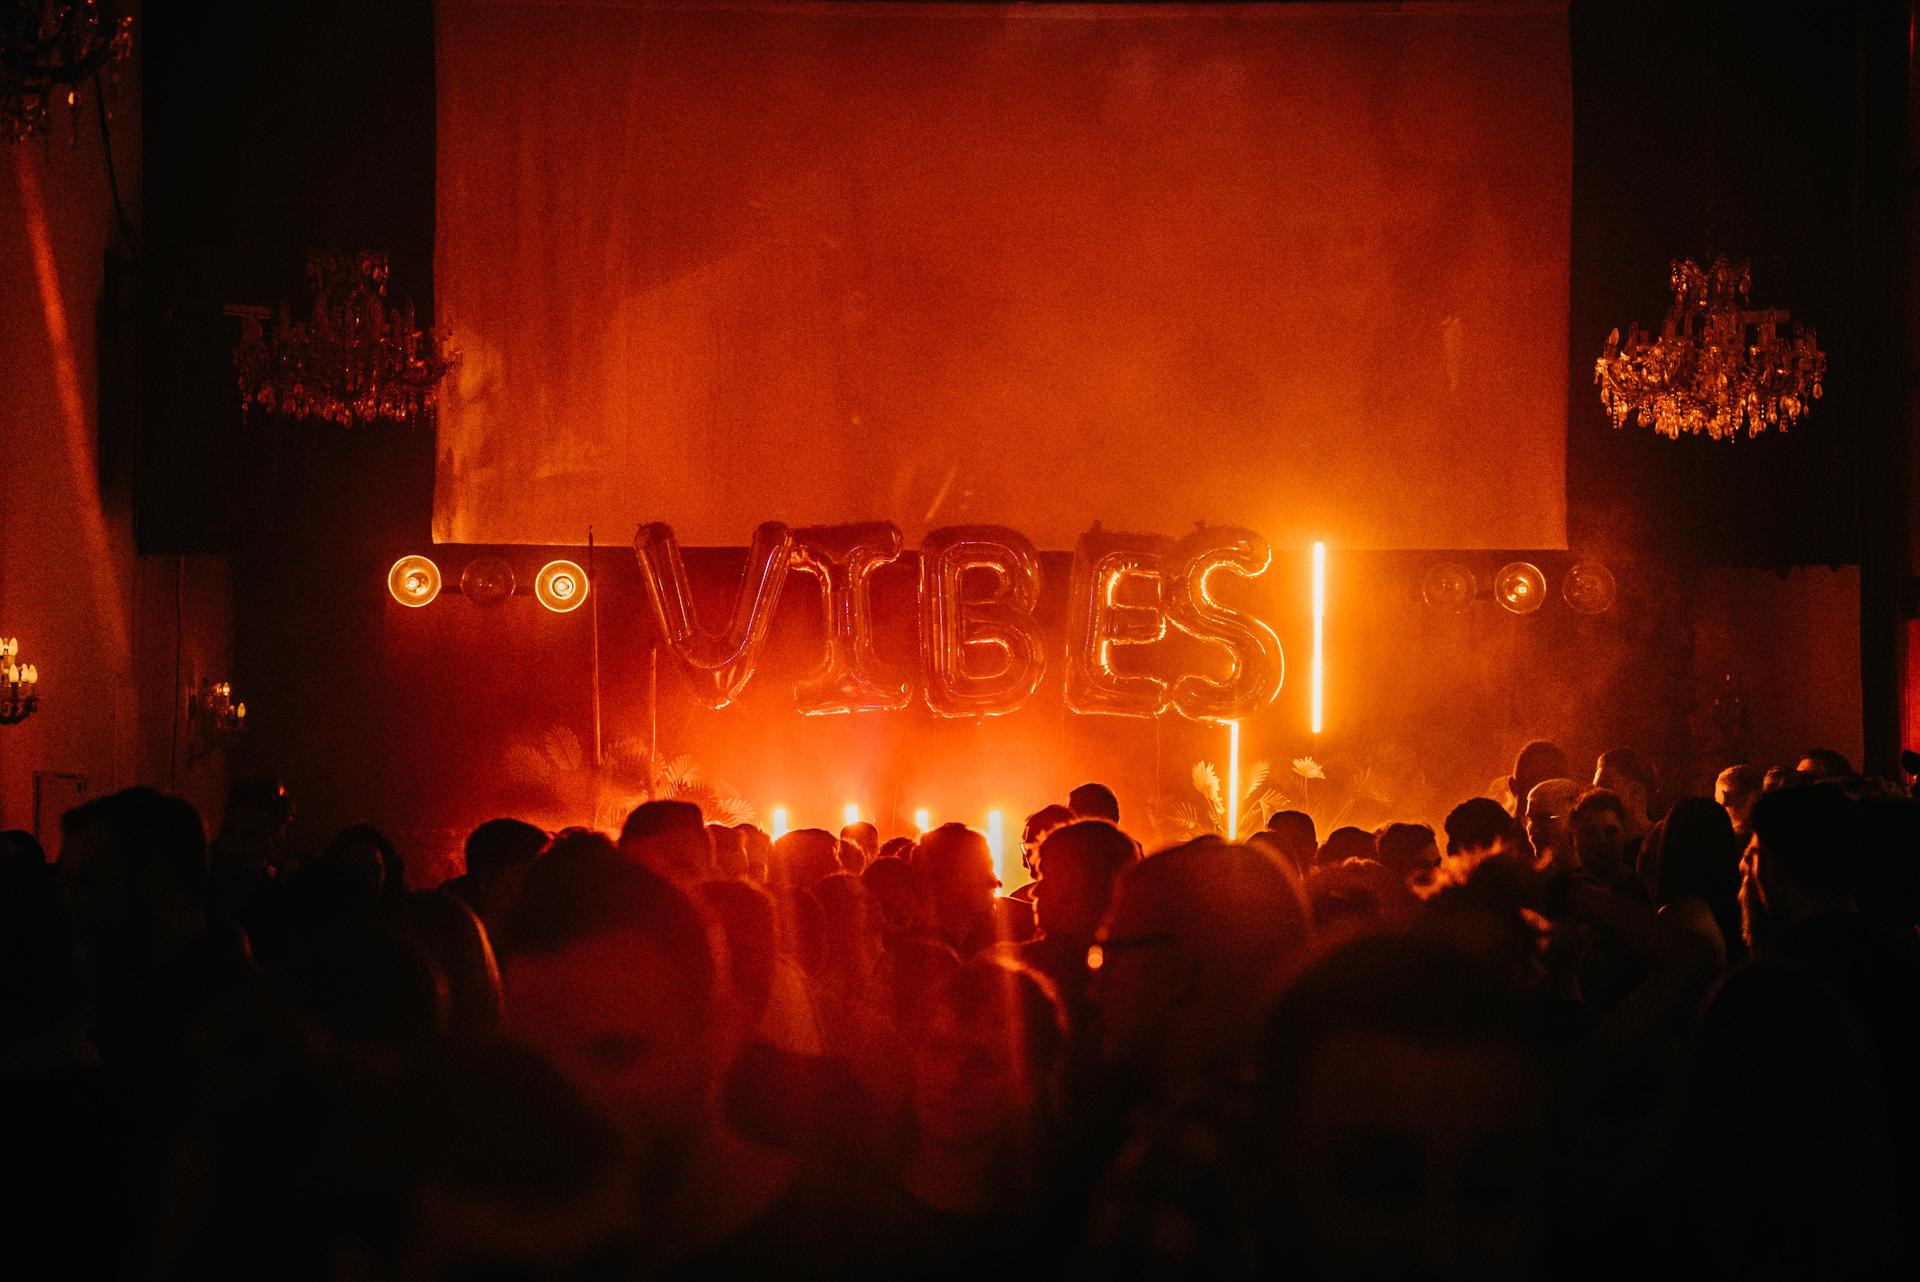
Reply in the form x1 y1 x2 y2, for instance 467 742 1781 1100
1 1 132 144
233 248 458 427
1596 256 1825 441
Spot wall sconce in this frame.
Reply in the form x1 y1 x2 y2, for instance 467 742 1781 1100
388 555 444 607
188 679 247 758
534 559 589 613
1493 562 1548 615
0 637 39 725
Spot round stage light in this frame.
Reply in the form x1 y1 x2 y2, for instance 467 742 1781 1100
388 555 443 608
1562 560 1618 615
534 559 589 613
1420 562 1477 613
1494 561 1547 614
460 556 518 607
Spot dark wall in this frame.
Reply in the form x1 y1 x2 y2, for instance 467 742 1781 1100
137 1 1894 855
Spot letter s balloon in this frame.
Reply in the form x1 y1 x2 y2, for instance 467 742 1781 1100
1165 525 1284 722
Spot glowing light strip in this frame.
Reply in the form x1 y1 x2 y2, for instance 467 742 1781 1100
843 801 860 827
1227 720 1241 839
1311 540 1326 735
914 807 931 834
770 807 790 839
17 150 128 657
986 809 1006 884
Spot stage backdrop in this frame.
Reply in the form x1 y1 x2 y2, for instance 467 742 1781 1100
434 0 1570 551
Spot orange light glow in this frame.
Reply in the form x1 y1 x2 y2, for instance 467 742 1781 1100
388 555 443 608
1227 720 1241 839
842 801 860 827
1311 540 1326 734
535 559 590 613
16 150 128 656
913 807 931 834
770 807 790 839
986 810 1007 884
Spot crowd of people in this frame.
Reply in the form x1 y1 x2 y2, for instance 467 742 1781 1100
3 739 1916 1279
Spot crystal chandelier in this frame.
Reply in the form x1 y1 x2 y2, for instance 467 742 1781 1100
0 636 40 725
2 1 132 143
1596 257 1825 441
233 248 458 427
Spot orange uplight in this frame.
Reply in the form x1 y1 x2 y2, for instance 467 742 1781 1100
985 809 1009 883
770 807 790 839
1227 720 1241 839
1311 540 1326 734
535 559 590 613
388 555 443 608
913 807 931 834
843 801 860 827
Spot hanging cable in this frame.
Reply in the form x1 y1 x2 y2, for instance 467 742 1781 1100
94 75 140 261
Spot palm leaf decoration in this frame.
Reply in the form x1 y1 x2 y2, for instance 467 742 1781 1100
502 726 755 831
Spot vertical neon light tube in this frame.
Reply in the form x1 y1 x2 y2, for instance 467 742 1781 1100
1227 720 1241 839
913 808 932 834
986 810 1006 884
843 801 860 827
1311 540 1326 735
771 807 790 839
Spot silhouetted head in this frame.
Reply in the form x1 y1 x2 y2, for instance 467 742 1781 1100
1521 779 1583 863
1741 782 1861 953
1094 840 1311 1084
464 818 548 884
0 855 79 1038
1265 810 1319 873
1795 747 1855 782
1067 782 1120 823
402 890 505 1038
1508 740 1570 814
1443 797 1516 857
320 823 406 901
697 878 778 1024
495 837 726 1156
837 821 879 871
875 936 963 1037
1373 823 1439 881
1033 820 1137 944
1715 764 1765 834
916 823 999 945
1259 936 1551 1279
733 823 773 882
1593 749 1657 830
618 800 711 878
912 959 1067 1160
1570 788 1629 882
706 823 747 878
770 827 839 890
0 827 47 869
1020 804 1077 878
1674 962 1895 1275
221 776 294 851
60 788 210 956
862 855 930 937
813 872 883 995
1316 826 1376 869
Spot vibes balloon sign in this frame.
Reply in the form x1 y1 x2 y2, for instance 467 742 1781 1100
634 521 1284 724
